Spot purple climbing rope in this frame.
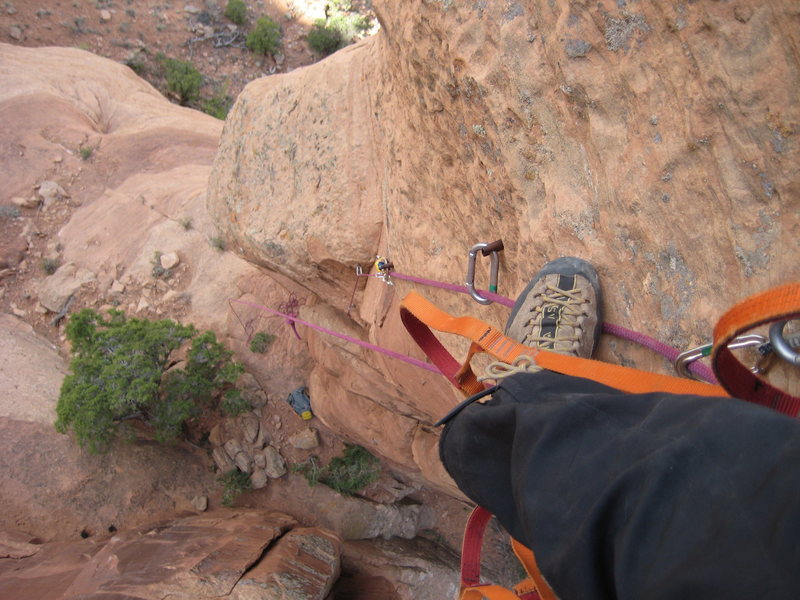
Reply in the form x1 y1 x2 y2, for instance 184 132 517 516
229 298 441 374
358 270 719 385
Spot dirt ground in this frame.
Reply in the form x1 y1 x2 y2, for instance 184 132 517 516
1 0 377 112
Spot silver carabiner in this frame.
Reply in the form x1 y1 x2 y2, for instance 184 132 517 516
465 240 503 305
675 334 767 380
769 320 800 366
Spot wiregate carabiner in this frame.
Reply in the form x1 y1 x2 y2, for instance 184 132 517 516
465 240 504 305
674 334 767 380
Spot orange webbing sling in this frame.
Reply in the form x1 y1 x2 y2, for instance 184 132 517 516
399 282 800 599
400 291 729 400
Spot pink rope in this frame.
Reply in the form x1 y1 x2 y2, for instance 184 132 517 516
361 270 719 385
277 293 305 340
229 298 442 374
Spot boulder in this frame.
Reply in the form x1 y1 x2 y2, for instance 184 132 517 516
250 468 268 490
38 263 95 313
289 428 319 450
239 413 260 445
262 446 287 479
223 438 243 461
254 452 266 470
212 446 234 473
234 451 253 474
159 251 180 270
11 195 38 208
37 180 66 206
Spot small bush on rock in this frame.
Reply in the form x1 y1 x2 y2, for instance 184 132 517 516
307 21 341 56
55 309 243 452
221 388 250 416
162 56 202 105
294 444 380 496
246 16 281 56
224 0 247 25
201 88 233 120
218 469 252 506
249 331 275 353
307 12 370 56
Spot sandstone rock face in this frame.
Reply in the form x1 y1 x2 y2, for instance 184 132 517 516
231 527 341 600
0 511 343 600
208 2 800 492
342 537 460 600
0 314 66 424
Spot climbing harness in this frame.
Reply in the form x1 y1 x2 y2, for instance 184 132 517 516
398 282 800 600
465 240 504 305
400 282 800 415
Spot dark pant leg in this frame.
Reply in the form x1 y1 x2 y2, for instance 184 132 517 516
439 371 800 600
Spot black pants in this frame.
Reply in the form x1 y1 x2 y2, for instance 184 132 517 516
439 371 800 600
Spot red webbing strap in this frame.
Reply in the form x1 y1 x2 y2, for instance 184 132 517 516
460 506 494 589
400 298 486 396
713 282 800 417
459 507 542 600
400 292 729 398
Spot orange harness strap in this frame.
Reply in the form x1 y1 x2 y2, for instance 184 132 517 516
400 291 729 399
713 282 800 416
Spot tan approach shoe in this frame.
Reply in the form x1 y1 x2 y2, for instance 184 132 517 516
505 257 603 358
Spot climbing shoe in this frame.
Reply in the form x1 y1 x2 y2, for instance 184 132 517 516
505 256 603 358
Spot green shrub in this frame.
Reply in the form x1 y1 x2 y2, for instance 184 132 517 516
80 146 94 160
328 12 371 41
307 21 342 56
151 250 172 279
41 257 60 275
210 236 227 251
294 444 380 496
307 12 370 56
249 331 275 353
293 456 322 485
218 469 252 506
201 88 233 120
246 16 281 56
221 388 250 416
0 205 20 219
162 57 202 105
55 309 243 452
224 0 247 25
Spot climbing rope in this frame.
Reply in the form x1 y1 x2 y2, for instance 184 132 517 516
355 264 720 384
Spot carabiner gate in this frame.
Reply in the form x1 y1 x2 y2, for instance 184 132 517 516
674 334 768 380
465 240 504 305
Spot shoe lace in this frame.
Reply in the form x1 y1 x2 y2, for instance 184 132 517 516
480 354 541 382
522 283 587 348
